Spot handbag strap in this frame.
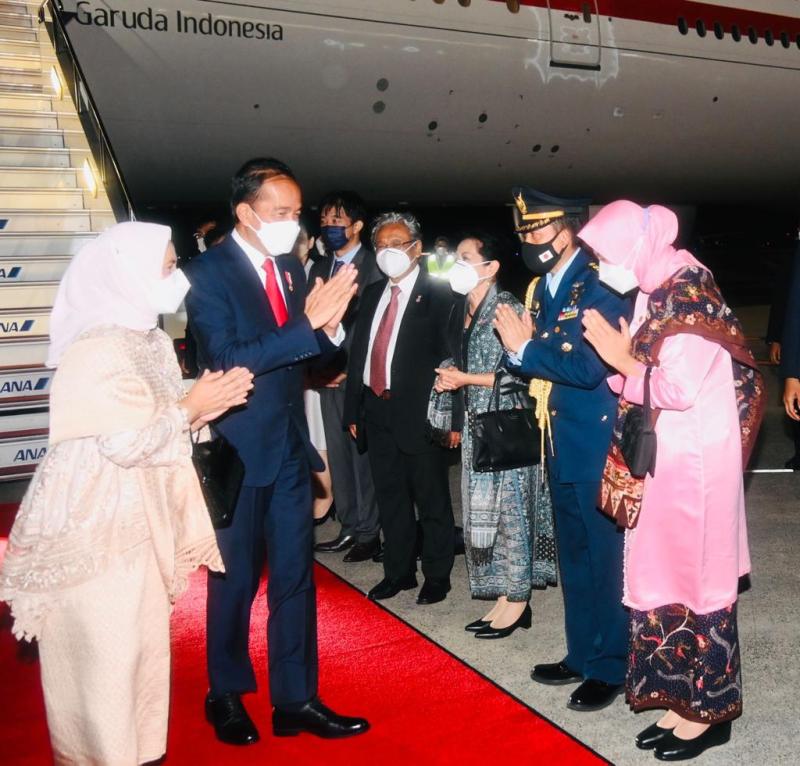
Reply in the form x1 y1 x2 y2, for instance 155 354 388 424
642 367 658 433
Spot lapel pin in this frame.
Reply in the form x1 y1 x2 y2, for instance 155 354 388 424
284 271 294 292
416 294 422 303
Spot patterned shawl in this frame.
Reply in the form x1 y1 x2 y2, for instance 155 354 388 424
600 266 766 526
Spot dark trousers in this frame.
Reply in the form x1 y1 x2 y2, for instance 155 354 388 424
363 391 454 584
206 426 318 708
318 384 379 542
549 479 628 686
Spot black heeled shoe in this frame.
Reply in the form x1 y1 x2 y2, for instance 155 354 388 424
654 720 732 761
313 502 336 527
636 721 675 750
464 618 491 633
474 603 531 639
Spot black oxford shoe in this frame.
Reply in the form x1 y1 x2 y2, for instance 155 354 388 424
416 579 451 605
205 692 259 746
567 679 624 712
530 660 583 686
367 575 417 601
636 721 675 750
654 721 732 761
314 533 356 553
273 698 370 739
343 538 381 563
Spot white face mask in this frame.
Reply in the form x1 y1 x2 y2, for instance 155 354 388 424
598 261 639 295
448 260 491 295
150 268 190 314
376 243 416 279
248 209 300 255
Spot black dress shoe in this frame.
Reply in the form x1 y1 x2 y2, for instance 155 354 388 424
372 548 385 563
343 538 381 563
313 503 336 527
530 660 583 686
785 456 800 470
474 603 531 639
567 679 624 711
367 575 417 600
314 533 356 553
636 721 676 750
416 579 450 605
205 692 260 746
654 721 732 761
273 697 369 739
465 618 491 632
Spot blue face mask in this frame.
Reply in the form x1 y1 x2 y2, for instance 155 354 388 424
320 225 350 252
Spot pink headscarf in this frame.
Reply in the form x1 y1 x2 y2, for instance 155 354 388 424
578 200 706 294
47 222 172 367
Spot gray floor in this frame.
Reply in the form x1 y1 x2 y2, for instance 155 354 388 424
315 357 800 766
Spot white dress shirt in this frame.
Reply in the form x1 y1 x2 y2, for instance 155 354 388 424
363 265 419 389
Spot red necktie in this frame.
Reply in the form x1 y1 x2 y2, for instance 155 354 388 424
262 258 288 327
369 286 401 395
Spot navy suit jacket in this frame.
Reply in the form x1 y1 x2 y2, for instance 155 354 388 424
779 245 800 379
184 236 335 486
507 250 632 484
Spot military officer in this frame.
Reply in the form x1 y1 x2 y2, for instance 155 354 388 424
493 187 631 712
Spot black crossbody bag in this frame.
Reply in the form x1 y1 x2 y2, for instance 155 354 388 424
191 432 245 529
619 366 658 479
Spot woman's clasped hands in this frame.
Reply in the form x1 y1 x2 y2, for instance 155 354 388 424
181 367 255 429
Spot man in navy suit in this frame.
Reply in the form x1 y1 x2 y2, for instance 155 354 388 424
185 157 368 745
494 187 631 713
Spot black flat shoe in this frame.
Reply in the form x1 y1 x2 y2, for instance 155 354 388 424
314 533 355 553
367 575 418 601
372 548 385 563
313 503 336 526
465 618 491 632
343 538 381 563
474 603 531 639
205 692 260 746
654 721 732 761
530 660 583 686
567 679 624 711
636 721 676 750
416 579 451 605
273 698 369 739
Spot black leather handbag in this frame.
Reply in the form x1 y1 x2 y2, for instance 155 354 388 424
471 375 540 473
620 366 658 479
191 433 245 529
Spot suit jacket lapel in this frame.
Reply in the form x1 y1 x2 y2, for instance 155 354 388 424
276 255 299 318
549 250 589 323
226 238 272 321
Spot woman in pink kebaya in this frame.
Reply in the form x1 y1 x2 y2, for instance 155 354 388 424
579 201 765 762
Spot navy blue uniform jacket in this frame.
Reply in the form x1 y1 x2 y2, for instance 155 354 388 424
779 245 800 379
184 236 336 486
507 250 632 484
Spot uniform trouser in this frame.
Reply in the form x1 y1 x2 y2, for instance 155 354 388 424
549 479 628 685
363 391 454 585
206 426 318 709
318 385 380 542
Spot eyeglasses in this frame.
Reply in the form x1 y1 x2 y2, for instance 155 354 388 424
375 238 417 250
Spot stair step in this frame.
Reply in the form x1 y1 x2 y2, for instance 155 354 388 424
0 110 79 130
0 188 87 210
0 432 47 479
0 145 90 168
0 127 88 149
0 23 38 41
0 336 48 367
0 64 45 84
0 37 45 57
0 92 53 110
0 280 59 308
0 11 33 28
0 209 115 232
0 232 96 256
0 166 78 188
0 305 49 339
0 365 53 405
0 254 70 280
0 2 38 13
0 51 53 70
0 82 53 97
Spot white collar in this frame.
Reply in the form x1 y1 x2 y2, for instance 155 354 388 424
232 227 272 270
388 263 420 295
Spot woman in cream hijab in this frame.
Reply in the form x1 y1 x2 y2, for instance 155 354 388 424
0 222 253 765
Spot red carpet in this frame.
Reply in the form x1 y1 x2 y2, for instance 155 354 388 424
0 506 606 765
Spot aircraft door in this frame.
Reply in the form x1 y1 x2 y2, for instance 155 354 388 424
547 1 601 70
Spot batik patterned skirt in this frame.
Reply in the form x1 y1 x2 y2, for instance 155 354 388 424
627 602 743 724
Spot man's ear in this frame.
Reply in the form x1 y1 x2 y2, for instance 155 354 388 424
411 240 424 258
352 220 364 236
236 202 255 229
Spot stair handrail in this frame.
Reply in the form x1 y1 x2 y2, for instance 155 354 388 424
37 0 136 221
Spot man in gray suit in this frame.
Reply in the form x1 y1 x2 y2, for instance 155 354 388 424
311 192 383 561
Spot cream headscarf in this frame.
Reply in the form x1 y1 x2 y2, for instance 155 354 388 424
579 200 706 294
47 221 173 367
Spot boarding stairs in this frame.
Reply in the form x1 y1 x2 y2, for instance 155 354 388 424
0 0 117 479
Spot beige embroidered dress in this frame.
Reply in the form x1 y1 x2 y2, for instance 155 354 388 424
0 325 223 766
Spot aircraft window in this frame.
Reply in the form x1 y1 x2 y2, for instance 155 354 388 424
713 22 724 40
458 0 471 6
780 31 790 48
506 0 520 13
765 29 775 46
695 20 707 38
748 26 758 44
677 17 689 35
582 2 592 23
731 24 741 42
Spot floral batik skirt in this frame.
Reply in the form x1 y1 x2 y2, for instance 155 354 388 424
626 602 743 724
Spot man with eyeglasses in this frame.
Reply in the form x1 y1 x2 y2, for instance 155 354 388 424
344 211 458 605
